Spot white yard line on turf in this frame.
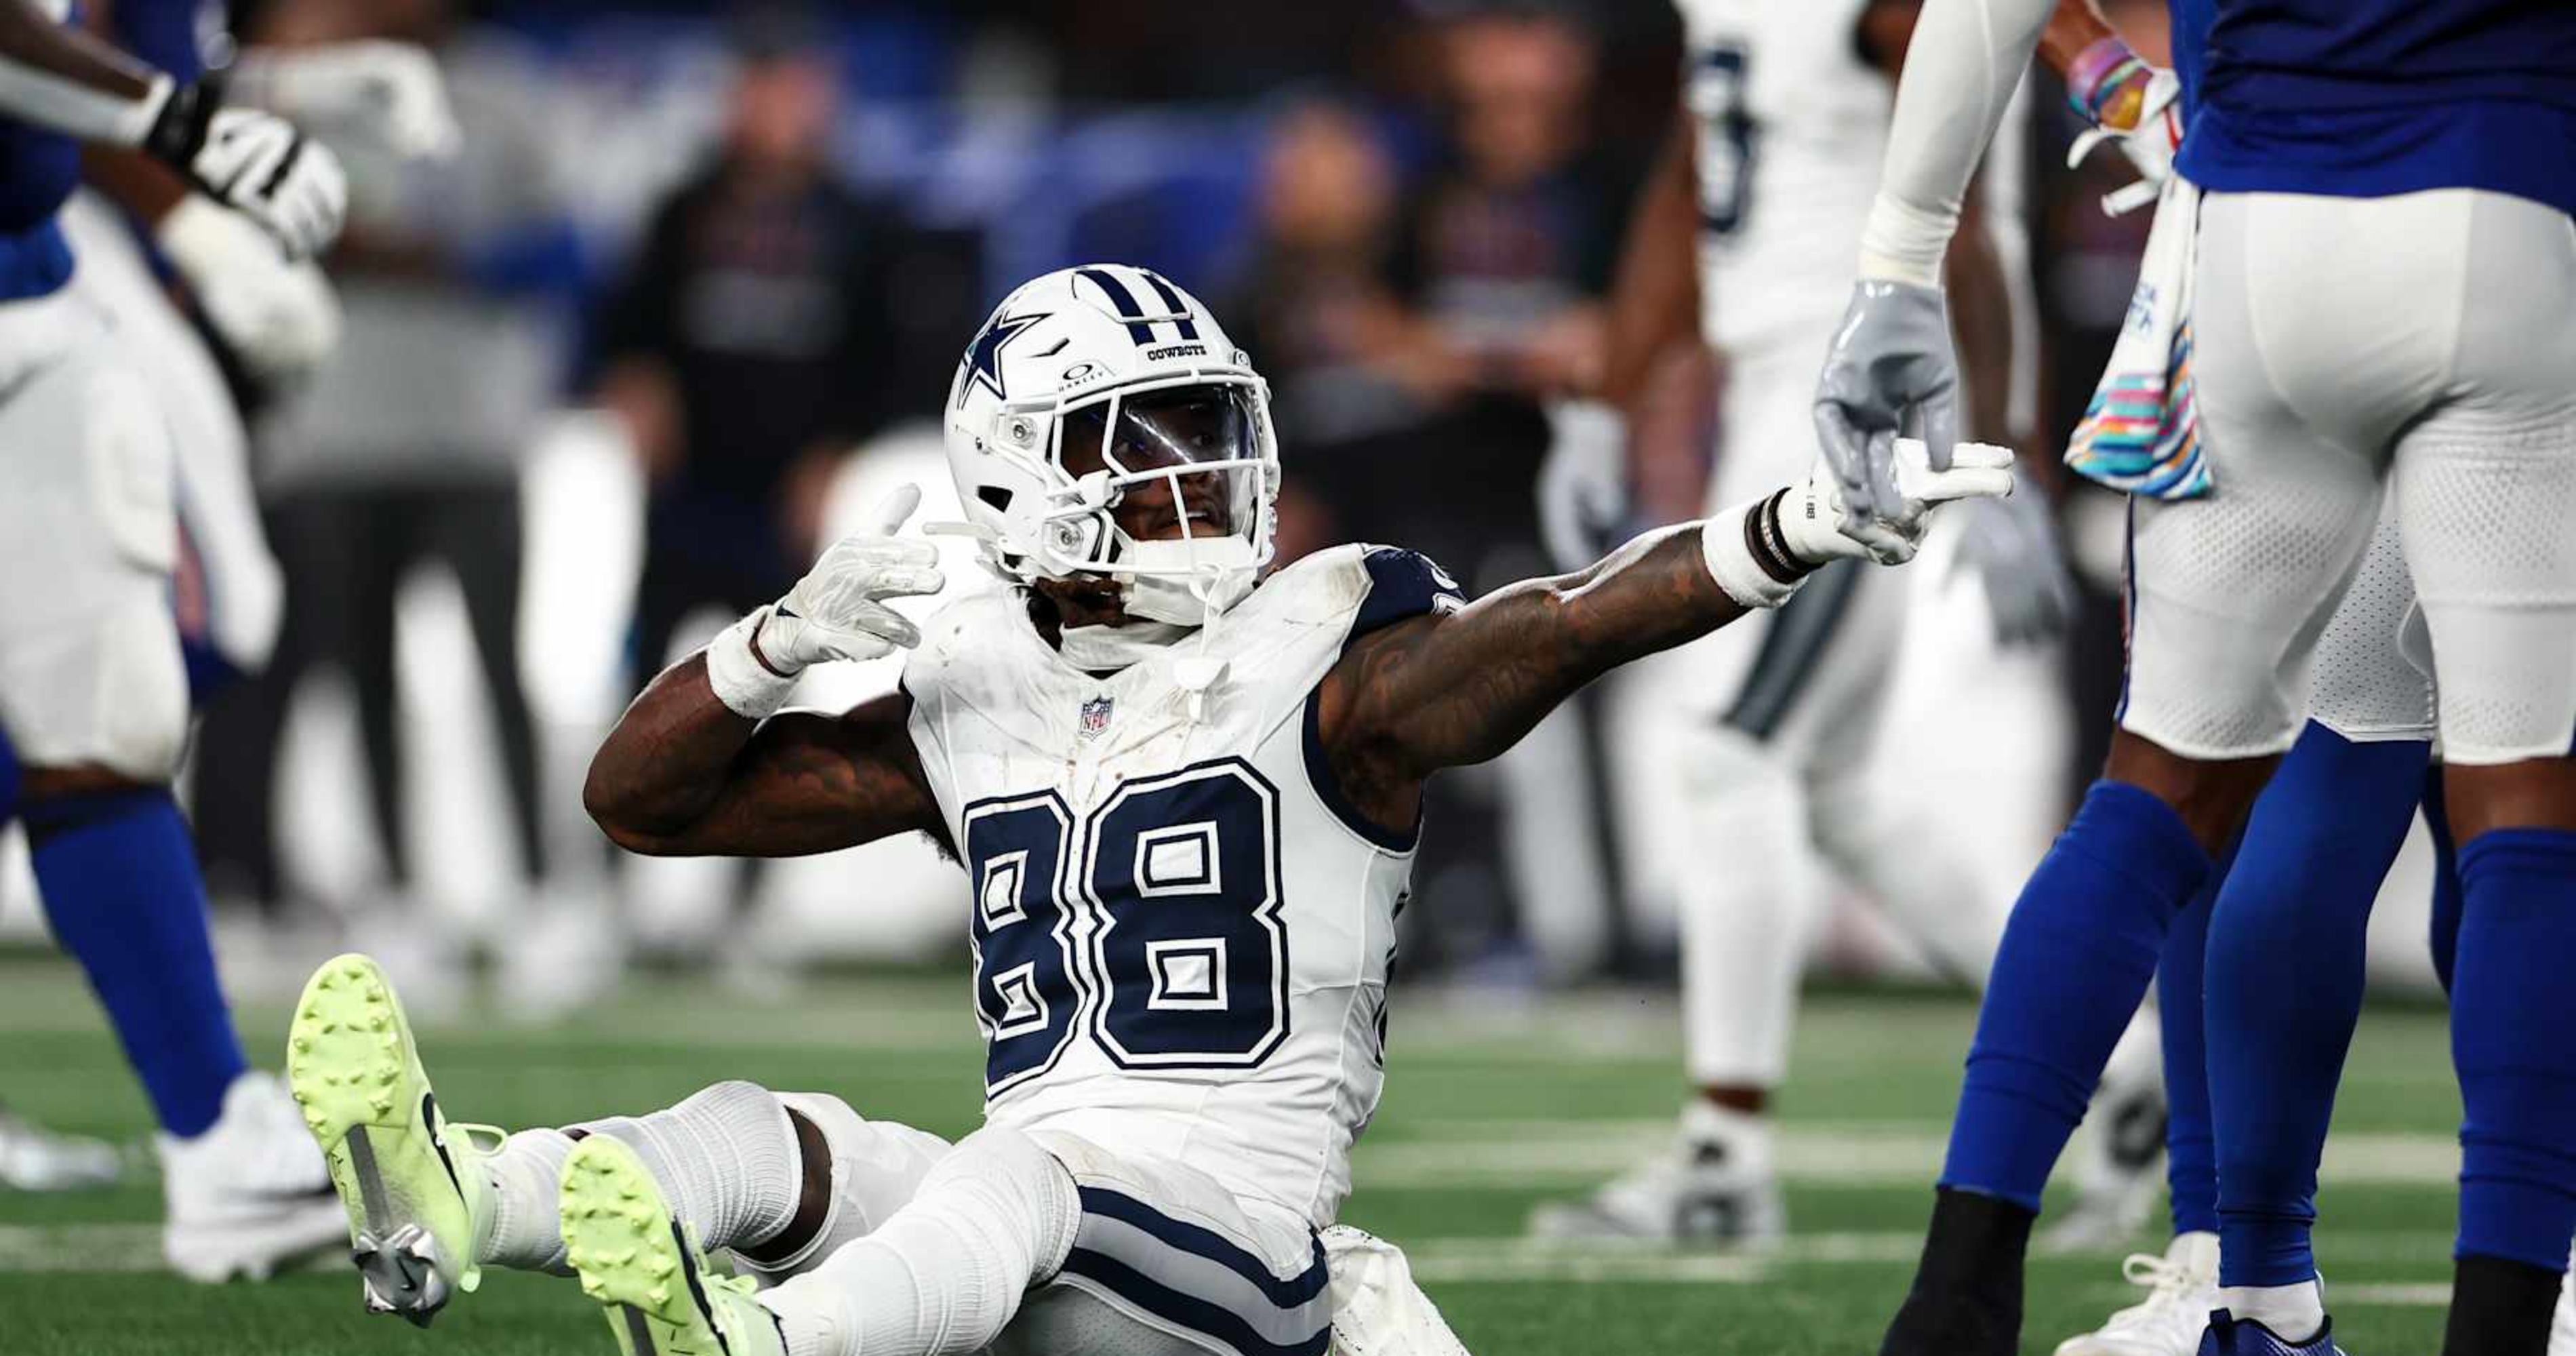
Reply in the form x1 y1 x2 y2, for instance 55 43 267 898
1355 1123 2462 1187
1398 1233 2464 1278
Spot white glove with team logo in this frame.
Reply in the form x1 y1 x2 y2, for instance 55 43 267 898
704 485 947 719
144 85 348 259
1786 437 2014 566
156 196 342 380
1702 439 2015 608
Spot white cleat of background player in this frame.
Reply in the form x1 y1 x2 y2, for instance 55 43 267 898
1527 1100 1782 1245
158 1072 348 1282
2052 1231 2219 1356
0 1105 123 1191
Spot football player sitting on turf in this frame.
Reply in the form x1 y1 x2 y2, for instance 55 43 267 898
284 264 2013 1356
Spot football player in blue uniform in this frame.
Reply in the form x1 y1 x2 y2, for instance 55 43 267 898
0 0 350 1280
1819 0 2576 1351
2032 3 2467 1353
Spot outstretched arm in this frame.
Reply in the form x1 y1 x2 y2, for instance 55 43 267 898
1321 442 2019 833
584 656 941 858
1322 527 1746 799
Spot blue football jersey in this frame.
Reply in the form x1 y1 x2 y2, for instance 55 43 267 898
0 0 210 302
2167 0 2211 119
2177 0 2576 216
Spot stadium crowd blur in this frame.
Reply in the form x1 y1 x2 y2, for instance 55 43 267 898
11 0 2400 1013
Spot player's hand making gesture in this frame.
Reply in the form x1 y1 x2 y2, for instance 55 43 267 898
748 485 948 679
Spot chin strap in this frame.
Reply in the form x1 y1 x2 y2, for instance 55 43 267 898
1171 563 1232 728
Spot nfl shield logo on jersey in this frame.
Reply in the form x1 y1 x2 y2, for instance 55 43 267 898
1079 696 1114 740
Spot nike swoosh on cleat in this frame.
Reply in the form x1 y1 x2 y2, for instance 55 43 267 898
671 1219 732 1356
422 1094 468 1201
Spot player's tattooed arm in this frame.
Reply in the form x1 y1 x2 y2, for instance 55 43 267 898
584 654 944 858
1317 528 1749 834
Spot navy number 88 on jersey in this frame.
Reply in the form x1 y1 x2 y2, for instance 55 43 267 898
964 758 1288 1094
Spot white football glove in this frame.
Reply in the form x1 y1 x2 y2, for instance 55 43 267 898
231 41 462 163
1537 398 1630 573
2067 66 2183 216
1784 437 2015 567
1702 439 2013 611
706 485 946 719
144 86 348 259
762 485 948 670
156 195 342 381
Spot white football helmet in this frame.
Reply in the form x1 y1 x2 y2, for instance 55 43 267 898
940 264 1280 626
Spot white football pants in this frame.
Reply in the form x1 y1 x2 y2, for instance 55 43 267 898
2127 188 2576 765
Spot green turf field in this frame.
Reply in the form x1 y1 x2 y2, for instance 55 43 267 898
0 952 2462 1355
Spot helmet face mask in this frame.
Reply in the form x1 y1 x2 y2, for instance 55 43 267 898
943 266 1282 626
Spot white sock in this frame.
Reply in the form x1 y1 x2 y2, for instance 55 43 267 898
761 1128 1078 1356
2222 1279 2326 1342
481 1128 574 1273
573 1081 803 1255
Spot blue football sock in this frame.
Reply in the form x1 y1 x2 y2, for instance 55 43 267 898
23 789 247 1138
2451 827 2576 1271
2207 723 2428 1288
2160 839 2228 1238
1941 780 2212 1212
2424 764 2462 995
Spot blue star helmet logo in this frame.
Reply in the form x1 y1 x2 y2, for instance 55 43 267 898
959 311 1046 407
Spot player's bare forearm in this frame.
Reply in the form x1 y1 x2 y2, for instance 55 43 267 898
81 143 186 223
2035 0 2119 77
1944 185 2015 448
584 654 940 858
1322 528 1746 820
1598 104 1704 411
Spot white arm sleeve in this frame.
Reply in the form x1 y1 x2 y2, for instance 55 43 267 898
0 55 168 146
1855 0 2057 286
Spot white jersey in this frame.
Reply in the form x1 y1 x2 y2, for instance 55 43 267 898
901 544 1464 1229
1678 0 1890 359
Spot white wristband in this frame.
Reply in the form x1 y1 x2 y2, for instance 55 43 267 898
1699 502 1807 610
704 607 798 720
1856 192 1953 290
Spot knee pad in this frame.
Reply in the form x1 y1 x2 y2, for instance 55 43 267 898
734 1092 950 1281
766 1126 1079 1356
918 1126 1080 1266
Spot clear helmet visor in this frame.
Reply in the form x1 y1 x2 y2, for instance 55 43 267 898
1053 383 1268 563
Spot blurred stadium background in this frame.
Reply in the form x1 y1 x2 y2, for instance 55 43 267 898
0 1 2469 1350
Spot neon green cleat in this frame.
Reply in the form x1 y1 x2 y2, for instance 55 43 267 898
561 1135 787 1356
285 952 498 1325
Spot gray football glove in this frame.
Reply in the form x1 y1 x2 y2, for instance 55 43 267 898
1812 279 1960 560
1950 488 2078 647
